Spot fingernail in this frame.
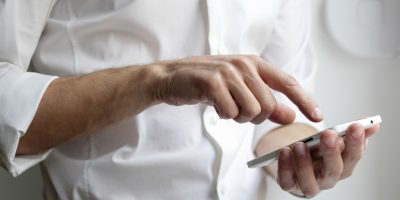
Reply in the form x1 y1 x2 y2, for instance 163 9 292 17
294 143 306 156
352 129 363 139
324 134 337 148
312 107 323 120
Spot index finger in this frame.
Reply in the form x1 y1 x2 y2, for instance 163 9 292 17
254 57 323 122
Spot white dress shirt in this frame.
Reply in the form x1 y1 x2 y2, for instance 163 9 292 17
0 0 322 199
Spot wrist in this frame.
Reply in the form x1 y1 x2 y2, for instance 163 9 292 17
136 63 169 106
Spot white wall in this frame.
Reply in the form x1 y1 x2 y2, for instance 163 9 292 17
1 1 399 199
267 0 400 199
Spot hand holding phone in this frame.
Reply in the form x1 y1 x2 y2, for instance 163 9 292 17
248 115 382 168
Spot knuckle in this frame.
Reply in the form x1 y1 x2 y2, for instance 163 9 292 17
320 183 336 190
319 180 338 190
252 107 273 125
248 54 260 60
243 104 261 118
219 62 236 76
346 154 362 163
298 162 310 170
282 74 299 88
299 95 313 108
206 73 224 90
231 57 253 71
247 55 263 64
278 174 295 191
261 100 276 115
341 171 353 179
295 157 310 168
326 170 343 181
243 74 258 83
224 108 239 119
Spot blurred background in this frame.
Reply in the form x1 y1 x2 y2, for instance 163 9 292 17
267 0 400 199
1 0 399 199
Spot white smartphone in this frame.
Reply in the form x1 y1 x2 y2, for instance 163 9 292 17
247 115 382 168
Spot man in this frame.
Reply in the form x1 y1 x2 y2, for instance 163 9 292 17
0 0 379 199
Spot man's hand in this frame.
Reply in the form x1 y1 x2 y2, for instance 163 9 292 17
151 55 323 124
257 123 380 198
20 55 322 155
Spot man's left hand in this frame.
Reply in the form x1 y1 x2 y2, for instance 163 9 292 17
259 123 379 198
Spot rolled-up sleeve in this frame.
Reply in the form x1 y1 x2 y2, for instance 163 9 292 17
0 0 58 176
253 0 324 148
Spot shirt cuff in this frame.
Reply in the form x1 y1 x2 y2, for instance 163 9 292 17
0 66 58 177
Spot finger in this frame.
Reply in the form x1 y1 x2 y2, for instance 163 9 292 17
341 123 365 179
225 55 294 124
267 103 296 125
277 147 297 191
339 136 345 152
364 139 369 151
365 124 379 138
310 147 322 159
243 75 278 124
310 136 345 159
312 159 324 175
220 56 282 124
228 78 261 123
212 85 239 119
318 130 343 189
351 117 379 138
254 57 323 122
223 55 296 124
310 134 346 158
292 143 320 197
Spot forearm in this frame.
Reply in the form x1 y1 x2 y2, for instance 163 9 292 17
17 54 323 156
17 65 159 155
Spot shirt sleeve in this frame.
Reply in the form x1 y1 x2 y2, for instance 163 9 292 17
0 0 58 177
253 0 324 149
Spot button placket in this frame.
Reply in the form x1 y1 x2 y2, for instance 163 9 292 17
206 0 222 55
211 111 219 125
219 182 226 195
202 106 226 200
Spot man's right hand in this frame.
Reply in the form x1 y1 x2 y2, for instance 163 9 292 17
19 55 322 155
149 55 323 125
